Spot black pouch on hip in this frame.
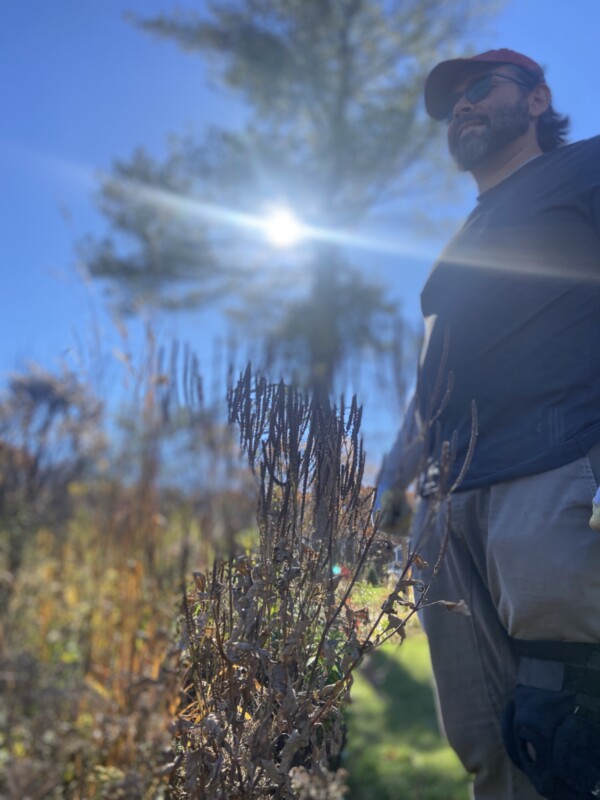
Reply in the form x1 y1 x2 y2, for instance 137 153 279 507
502 640 600 800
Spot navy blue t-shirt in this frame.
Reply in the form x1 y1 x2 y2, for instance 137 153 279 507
419 135 600 490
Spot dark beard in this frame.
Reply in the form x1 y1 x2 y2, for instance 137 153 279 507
448 98 530 171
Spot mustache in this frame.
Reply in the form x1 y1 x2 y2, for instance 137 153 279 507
451 112 489 133
448 113 490 152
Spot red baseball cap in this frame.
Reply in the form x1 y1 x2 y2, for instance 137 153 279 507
424 49 545 120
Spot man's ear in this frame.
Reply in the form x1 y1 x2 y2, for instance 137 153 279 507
529 83 551 119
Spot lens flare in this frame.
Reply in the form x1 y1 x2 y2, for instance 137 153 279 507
262 208 304 248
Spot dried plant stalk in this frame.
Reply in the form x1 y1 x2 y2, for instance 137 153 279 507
167 358 478 798
167 366 423 799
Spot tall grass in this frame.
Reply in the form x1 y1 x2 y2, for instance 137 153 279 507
0 346 255 799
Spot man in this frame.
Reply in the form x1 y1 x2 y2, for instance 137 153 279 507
379 50 600 799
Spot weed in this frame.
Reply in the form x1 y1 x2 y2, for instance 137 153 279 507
167 367 432 798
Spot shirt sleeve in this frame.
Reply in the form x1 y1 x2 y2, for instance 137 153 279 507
376 394 423 492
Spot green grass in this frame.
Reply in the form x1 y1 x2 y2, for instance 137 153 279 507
343 629 472 800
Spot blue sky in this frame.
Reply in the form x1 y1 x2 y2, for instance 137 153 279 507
2 0 599 461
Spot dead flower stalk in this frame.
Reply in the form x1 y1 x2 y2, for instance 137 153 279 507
167 364 474 799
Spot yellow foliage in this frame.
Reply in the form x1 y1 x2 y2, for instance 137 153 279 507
64 583 79 608
12 741 27 759
68 481 88 497
84 673 113 701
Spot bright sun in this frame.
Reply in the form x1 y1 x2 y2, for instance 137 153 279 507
262 208 304 248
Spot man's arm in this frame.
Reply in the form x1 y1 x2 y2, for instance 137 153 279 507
375 394 423 533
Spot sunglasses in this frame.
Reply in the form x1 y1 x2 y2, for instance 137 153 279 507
445 72 530 121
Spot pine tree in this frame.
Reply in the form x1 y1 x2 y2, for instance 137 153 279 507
83 0 493 395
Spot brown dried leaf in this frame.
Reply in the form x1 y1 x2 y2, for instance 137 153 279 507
386 615 406 641
193 571 207 592
442 599 471 616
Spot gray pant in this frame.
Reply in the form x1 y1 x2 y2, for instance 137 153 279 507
413 443 600 800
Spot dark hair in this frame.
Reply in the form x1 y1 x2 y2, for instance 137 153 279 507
509 65 570 152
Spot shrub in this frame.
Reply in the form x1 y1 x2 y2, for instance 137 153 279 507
167 367 426 798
